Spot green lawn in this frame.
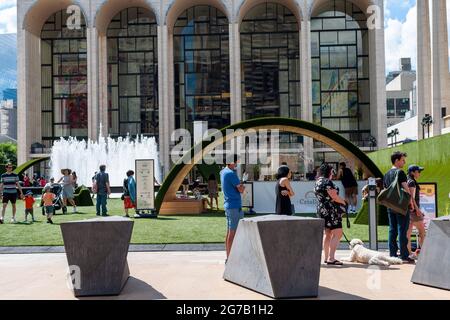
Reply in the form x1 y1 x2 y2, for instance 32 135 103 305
0 198 388 247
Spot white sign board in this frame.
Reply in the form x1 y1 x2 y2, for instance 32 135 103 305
241 182 254 208
135 159 155 210
252 181 367 214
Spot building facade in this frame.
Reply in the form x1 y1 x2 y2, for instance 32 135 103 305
386 58 416 127
17 0 387 176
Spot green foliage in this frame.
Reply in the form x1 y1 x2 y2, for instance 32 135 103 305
368 133 450 216
0 142 17 166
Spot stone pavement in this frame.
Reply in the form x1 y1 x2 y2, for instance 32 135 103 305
0 243 389 254
0 250 449 300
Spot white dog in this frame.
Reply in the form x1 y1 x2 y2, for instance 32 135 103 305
343 239 403 266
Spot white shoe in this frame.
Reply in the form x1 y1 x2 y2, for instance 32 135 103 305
73 207 77 213
11 218 16 224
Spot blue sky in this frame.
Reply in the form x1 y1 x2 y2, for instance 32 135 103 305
0 0 448 74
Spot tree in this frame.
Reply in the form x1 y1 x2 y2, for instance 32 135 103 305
0 142 17 166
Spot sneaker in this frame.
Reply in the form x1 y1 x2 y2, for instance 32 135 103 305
402 257 416 264
101 214 109 217
11 218 16 224
408 253 418 260
0 218 3 224
47 218 53 224
73 206 77 213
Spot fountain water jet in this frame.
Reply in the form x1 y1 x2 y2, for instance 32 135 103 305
50 130 162 187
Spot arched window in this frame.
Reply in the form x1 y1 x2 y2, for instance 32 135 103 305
173 5 230 132
107 7 158 138
41 10 88 147
311 0 370 151
240 3 300 121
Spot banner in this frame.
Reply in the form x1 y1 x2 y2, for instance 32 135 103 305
252 181 366 214
418 183 438 229
135 159 155 211
241 182 254 208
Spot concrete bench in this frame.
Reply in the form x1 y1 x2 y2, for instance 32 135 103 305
60 216 134 297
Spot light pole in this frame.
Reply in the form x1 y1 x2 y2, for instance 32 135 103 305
393 128 399 146
421 114 433 139
369 135 377 151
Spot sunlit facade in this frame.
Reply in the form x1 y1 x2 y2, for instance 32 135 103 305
18 0 387 176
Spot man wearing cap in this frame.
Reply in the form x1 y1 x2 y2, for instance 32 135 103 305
406 165 426 260
0 163 23 224
220 155 245 261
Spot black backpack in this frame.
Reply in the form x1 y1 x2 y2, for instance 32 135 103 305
121 178 129 200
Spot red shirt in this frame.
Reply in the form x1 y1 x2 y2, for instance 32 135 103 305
24 196 35 209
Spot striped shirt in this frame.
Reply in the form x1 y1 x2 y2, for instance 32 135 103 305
1 173 19 194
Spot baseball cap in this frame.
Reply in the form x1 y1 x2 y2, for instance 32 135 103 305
408 165 424 174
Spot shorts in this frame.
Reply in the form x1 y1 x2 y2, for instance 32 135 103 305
225 208 244 231
45 206 54 214
63 187 74 199
25 208 34 215
124 196 135 209
2 193 17 204
409 209 424 222
345 186 358 197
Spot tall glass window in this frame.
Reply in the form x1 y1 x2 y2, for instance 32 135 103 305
107 7 158 138
311 0 370 148
241 3 300 121
41 10 88 147
173 5 230 132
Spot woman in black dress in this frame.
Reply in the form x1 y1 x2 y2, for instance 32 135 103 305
275 166 295 215
315 163 347 265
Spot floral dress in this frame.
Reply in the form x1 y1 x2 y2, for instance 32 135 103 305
314 177 343 230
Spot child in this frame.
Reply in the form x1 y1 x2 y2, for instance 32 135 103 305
42 187 56 224
23 191 36 222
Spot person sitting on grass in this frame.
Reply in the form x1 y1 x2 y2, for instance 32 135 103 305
23 191 36 223
42 186 56 224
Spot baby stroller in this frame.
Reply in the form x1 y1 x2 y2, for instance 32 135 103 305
41 184 67 215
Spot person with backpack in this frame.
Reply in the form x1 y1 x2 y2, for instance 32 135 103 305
122 170 136 218
383 152 414 263
337 162 359 214
93 165 111 217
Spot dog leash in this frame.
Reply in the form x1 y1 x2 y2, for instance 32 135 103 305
342 209 351 245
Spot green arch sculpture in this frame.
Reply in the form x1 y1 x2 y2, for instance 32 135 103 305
14 157 50 176
156 117 383 212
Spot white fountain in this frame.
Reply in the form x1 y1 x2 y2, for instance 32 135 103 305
50 128 162 187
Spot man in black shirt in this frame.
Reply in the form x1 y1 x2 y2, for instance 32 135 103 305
383 152 414 263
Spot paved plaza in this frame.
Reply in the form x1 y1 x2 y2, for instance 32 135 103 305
0 250 449 300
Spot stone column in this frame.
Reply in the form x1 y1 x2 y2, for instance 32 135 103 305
158 25 171 178
17 30 42 164
432 0 450 136
97 32 109 138
87 27 101 140
416 0 432 140
229 22 241 124
368 4 387 149
300 18 314 168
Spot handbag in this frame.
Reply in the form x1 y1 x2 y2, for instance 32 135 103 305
377 170 411 215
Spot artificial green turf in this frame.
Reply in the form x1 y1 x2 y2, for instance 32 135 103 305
368 133 450 216
0 198 388 246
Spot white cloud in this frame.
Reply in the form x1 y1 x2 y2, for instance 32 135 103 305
384 4 417 72
0 4 17 34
